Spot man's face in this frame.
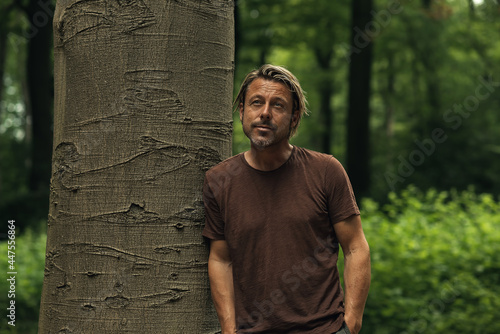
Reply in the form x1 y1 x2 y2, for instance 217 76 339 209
239 78 298 149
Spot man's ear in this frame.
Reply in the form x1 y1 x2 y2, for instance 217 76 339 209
291 110 299 128
239 103 244 122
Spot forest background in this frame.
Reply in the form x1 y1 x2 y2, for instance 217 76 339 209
0 0 499 333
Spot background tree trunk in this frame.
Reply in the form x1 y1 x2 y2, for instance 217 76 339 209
0 14 8 107
347 0 373 198
25 0 54 220
38 1 234 332
0 1 17 125
314 47 333 155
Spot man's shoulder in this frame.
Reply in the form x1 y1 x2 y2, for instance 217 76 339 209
205 153 246 178
293 146 347 175
294 146 338 164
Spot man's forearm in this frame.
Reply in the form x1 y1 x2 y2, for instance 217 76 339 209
343 243 371 334
208 259 236 333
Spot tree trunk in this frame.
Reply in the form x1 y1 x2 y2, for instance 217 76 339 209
0 2 16 121
382 54 395 168
0 30 6 111
25 0 54 220
318 80 332 154
468 0 475 16
346 0 373 198
38 1 234 333
314 47 333 155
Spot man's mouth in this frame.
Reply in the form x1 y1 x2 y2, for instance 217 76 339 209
253 124 274 131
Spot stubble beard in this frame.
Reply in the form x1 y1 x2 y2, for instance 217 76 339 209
244 123 292 150
242 123 271 149
241 110 293 150
250 136 275 149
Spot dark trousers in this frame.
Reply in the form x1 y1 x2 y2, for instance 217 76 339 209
333 322 351 334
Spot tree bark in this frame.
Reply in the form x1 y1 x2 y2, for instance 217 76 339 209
38 1 234 332
347 0 373 198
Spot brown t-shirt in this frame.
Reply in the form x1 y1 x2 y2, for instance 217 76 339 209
202 146 360 333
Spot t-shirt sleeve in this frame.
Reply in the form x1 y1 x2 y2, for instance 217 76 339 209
325 156 360 224
202 175 226 240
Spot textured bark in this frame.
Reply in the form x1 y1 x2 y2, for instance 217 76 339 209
38 1 234 332
346 0 373 197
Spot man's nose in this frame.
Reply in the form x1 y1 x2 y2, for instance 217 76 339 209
260 103 272 119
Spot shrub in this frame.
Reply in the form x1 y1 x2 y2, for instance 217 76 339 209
0 227 46 334
356 186 500 333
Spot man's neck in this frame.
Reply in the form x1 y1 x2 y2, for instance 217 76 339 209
244 142 294 171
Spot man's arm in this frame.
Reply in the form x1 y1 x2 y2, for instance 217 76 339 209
208 239 236 334
334 214 371 334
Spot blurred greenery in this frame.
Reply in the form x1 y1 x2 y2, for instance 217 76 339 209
0 0 499 332
340 187 500 333
0 225 46 334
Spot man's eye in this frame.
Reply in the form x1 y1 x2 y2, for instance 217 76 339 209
274 103 283 108
251 100 261 105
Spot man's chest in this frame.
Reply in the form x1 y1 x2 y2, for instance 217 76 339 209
220 175 332 243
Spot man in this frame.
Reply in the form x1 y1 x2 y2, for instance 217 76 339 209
202 64 370 334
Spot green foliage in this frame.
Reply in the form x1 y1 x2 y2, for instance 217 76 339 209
369 0 500 198
353 187 500 333
0 227 46 334
234 0 500 200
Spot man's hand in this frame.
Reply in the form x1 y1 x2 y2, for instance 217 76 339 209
344 314 362 334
